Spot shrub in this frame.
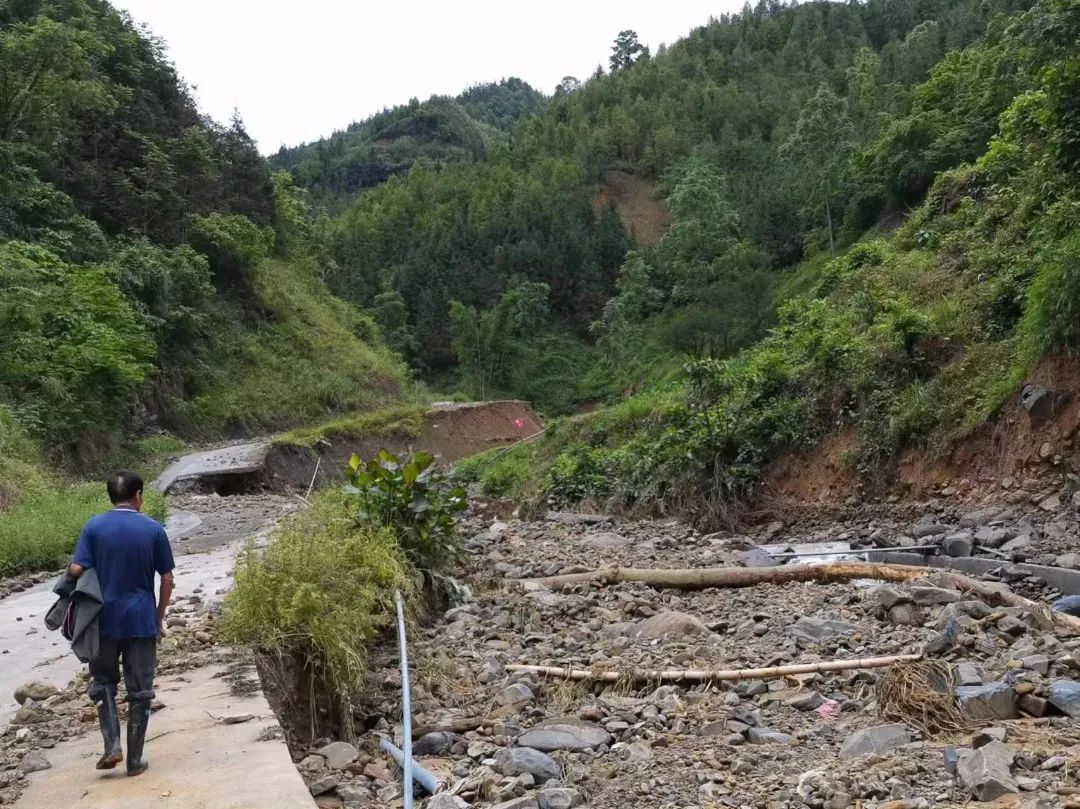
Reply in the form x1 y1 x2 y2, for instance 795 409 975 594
346 450 467 572
223 492 410 729
189 213 274 290
1021 233 1080 355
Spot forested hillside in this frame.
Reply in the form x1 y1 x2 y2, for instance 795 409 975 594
270 78 546 205
295 0 1076 522
0 0 408 469
278 0 1036 412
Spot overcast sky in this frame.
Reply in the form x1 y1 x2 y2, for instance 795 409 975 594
110 1 742 153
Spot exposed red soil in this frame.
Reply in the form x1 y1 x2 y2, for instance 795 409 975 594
592 170 672 247
265 401 543 490
760 355 1080 514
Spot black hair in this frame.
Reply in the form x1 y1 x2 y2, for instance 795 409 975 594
107 471 144 505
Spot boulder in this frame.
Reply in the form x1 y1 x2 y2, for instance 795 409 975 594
318 741 359 770
13 681 58 705
537 788 583 809
791 616 855 645
1048 679 1080 719
955 683 1018 721
912 523 948 539
633 611 712 640
957 741 1019 801
494 747 561 784
838 724 913 760
1020 384 1055 421
413 731 458 756
492 798 540 809
518 718 612 752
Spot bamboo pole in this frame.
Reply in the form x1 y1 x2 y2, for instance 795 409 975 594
521 562 1080 631
506 653 923 684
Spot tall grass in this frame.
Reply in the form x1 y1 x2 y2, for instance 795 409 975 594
223 491 411 731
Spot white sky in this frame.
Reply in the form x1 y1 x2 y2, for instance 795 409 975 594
110 1 743 153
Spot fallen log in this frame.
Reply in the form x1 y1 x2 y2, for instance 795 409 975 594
523 562 1080 631
506 653 924 684
411 716 485 738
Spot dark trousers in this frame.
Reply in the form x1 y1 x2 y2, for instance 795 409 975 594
88 638 157 703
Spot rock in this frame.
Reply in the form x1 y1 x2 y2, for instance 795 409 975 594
13 681 58 705
338 785 373 805
17 750 51 774
497 683 535 706
491 798 539 809
1054 595 1080 617
956 663 984 686
1018 694 1050 717
1055 552 1080 569
413 731 458 756
478 658 506 683
1019 654 1049 675
1020 384 1055 421
494 747 560 784
925 616 960 656
971 727 1007 748
633 611 711 640
518 718 612 752
427 795 468 809
909 585 961 606
1040 494 1062 511
957 740 1019 801
887 603 924 627
12 707 44 725
537 788 583 809
786 691 823 711
1047 679 1080 718
791 616 855 645
955 683 1019 721
942 534 974 557
318 741 359 770
546 511 611 526
307 773 340 796
584 531 629 549
838 724 913 759
299 754 327 774
912 523 948 538
747 727 793 744
872 586 910 610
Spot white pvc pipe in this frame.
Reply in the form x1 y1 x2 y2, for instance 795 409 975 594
395 591 414 809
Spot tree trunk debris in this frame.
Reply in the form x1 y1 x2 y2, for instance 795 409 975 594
523 562 1080 631
506 653 924 684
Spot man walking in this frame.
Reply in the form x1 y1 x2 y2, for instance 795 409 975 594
68 471 175 777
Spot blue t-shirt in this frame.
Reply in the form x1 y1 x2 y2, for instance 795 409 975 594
72 509 175 640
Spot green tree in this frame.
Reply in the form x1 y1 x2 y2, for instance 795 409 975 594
781 84 856 252
610 30 648 72
449 281 549 399
372 290 418 360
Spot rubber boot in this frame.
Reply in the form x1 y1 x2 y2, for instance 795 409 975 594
126 700 151 777
94 693 123 770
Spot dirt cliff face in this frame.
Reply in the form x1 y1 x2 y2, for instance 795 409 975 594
264 401 544 491
762 356 1080 518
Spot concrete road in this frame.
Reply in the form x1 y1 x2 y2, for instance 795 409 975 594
152 443 271 494
15 664 315 809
